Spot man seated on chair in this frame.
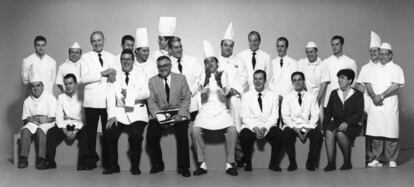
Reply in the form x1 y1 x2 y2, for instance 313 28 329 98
45 73 90 170
192 41 238 176
239 70 283 172
19 70 57 169
281 71 323 171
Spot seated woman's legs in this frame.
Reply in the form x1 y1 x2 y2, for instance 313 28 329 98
324 129 337 171
336 131 352 170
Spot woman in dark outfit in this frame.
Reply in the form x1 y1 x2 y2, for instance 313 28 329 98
323 69 364 171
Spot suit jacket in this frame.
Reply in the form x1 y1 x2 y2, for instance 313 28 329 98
148 72 191 119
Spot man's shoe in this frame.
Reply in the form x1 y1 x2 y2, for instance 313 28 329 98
36 158 47 170
225 163 238 176
287 162 297 171
77 164 89 171
367 160 383 168
324 163 336 172
306 162 315 171
102 165 120 175
46 160 57 169
340 162 352 170
178 168 191 177
149 163 165 174
18 157 28 169
193 167 208 176
269 165 282 172
131 168 141 175
389 161 397 168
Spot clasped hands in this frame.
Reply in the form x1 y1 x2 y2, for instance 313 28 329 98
253 127 267 139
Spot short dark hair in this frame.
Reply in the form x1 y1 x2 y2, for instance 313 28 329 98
34 35 47 45
156 55 171 63
331 35 344 45
203 57 218 65
168 37 181 49
63 73 77 84
277 37 289 48
248 31 261 41
337 69 355 84
291 71 305 81
159 36 174 41
121 35 135 45
121 49 135 61
253 69 266 80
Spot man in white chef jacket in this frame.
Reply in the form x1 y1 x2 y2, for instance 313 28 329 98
113 35 135 72
18 71 57 169
104 49 150 175
237 31 271 91
168 36 203 122
192 41 238 176
21 35 56 94
269 37 298 127
151 17 176 61
356 31 381 164
134 27 158 79
55 42 83 93
365 43 404 168
80 31 116 169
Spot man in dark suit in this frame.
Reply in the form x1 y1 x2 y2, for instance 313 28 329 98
146 55 192 177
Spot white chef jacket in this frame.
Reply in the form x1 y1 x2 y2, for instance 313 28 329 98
241 89 279 135
107 70 150 124
194 72 234 130
297 57 329 97
237 49 271 90
218 55 248 94
365 61 404 138
55 59 82 86
151 49 169 62
323 54 357 107
134 59 158 80
112 53 123 73
269 55 298 97
56 92 84 129
80 50 114 108
21 91 57 134
170 55 203 112
21 53 56 94
281 90 319 130
357 60 379 112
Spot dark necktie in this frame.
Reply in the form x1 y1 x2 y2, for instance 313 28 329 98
258 93 263 112
125 72 129 85
164 77 170 103
252 52 257 70
177 58 183 74
298 92 302 106
280 58 284 68
98 53 103 67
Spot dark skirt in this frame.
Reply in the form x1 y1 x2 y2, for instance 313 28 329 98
324 121 362 139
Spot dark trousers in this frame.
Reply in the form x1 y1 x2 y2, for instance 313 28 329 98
104 121 147 170
84 108 108 166
239 126 283 167
283 127 323 165
46 126 89 165
146 119 190 169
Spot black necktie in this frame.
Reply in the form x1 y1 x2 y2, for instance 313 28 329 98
298 92 302 106
164 77 170 103
258 93 263 112
177 58 183 74
125 72 129 85
280 58 284 68
98 53 103 67
252 52 257 70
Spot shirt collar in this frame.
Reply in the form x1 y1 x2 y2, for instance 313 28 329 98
306 57 321 65
337 88 355 103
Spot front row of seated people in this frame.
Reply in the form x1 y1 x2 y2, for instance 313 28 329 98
18 49 363 176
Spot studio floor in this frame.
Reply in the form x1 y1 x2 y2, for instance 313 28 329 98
1 149 414 187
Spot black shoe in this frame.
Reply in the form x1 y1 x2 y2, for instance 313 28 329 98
18 156 28 169
46 160 57 169
36 158 47 170
244 161 252 172
324 163 336 172
77 164 89 171
340 162 352 170
150 163 165 174
269 165 282 172
287 162 297 171
102 165 120 175
178 168 191 177
225 163 238 176
131 168 141 175
306 162 315 171
193 167 207 176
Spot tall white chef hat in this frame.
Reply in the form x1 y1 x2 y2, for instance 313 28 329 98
28 65 42 83
135 27 149 48
222 22 234 41
305 41 318 48
203 40 215 59
70 42 81 49
370 31 381 48
380 42 392 51
159 17 176 37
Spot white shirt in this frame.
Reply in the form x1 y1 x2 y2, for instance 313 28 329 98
357 60 378 84
56 92 84 129
218 55 248 94
297 57 329 96
282 90 319 129
112 53 123 73
21 91 57 133
55 59 82 86
241 89 279 135
107 70 150 124
21 53 56 93
80 50 114 108
237 49 271 90
323 54 357 107
170 55 203 112
151 49 169 62
134 59 158 80
269 55 298 97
